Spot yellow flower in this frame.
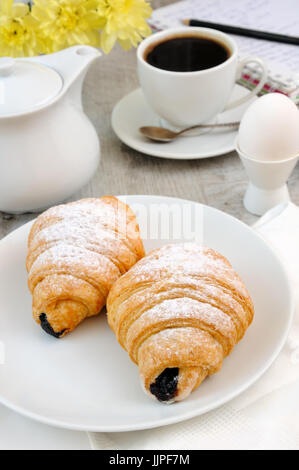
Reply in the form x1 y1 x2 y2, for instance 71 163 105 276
0 0 42 57
97 0 152 54
32 0 103 52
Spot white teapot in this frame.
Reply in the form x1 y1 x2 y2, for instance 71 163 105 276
0 45 101 213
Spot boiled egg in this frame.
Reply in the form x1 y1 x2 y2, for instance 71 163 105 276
238 93 299 161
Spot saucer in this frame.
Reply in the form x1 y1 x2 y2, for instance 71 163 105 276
111 85 256 160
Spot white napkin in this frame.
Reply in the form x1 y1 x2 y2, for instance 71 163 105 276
89 202 299 450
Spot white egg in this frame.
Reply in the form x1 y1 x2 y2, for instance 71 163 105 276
238 93 299 161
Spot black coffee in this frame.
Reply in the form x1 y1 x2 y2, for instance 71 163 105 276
145 35 230 72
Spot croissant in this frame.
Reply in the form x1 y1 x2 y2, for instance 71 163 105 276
26 196 145 338
107 243 254 403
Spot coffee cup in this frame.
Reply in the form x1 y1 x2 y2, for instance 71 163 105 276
137 27 267 130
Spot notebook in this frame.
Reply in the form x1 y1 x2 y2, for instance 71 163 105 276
149 0 299 103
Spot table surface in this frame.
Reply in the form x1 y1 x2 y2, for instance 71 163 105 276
1 0 298 240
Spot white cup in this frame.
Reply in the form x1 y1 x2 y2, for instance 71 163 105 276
137 27 267 130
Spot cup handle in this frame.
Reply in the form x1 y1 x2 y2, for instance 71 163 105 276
223 56 268 111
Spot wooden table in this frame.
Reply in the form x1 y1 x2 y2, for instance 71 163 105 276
1 0 298 240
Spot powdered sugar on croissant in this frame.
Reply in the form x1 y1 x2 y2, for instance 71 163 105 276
107 243 254 403
26 196 145 338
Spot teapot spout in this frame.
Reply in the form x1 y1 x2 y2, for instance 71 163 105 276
37 46 101 108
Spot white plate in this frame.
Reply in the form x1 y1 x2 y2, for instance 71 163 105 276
0 195 293 432
111 87 256 159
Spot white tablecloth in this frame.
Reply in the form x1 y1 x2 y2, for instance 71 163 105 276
0 405 90 450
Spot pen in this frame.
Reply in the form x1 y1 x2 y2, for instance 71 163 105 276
182 19 299 46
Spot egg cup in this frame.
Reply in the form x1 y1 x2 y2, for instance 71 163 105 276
236 142 298 216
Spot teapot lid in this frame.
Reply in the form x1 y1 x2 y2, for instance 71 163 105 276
0 58 63 117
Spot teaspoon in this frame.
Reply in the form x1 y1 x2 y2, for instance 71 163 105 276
140 121 240 143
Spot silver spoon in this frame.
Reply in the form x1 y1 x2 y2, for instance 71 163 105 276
140 121 240 143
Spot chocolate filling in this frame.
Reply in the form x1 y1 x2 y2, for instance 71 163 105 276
150 367 179 402
39 313 66 338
